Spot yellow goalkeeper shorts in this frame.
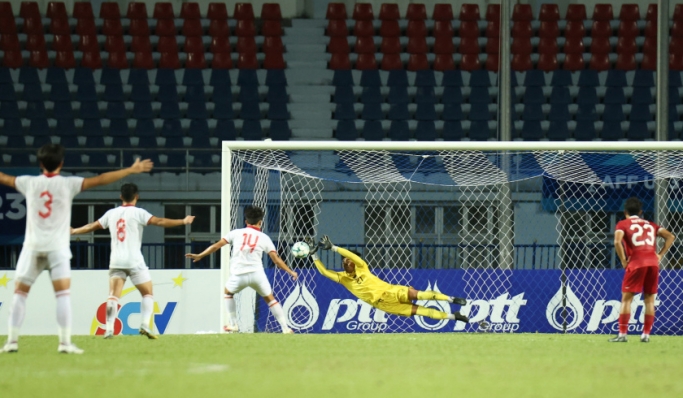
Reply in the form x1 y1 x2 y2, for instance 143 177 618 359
374 285 413 317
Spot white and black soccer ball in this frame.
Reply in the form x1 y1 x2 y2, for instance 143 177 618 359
291 241 310 258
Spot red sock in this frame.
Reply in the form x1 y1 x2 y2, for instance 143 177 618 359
643 314 655 335
619 313 630 335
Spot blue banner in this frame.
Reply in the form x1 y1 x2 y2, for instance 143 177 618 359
260 269 683 335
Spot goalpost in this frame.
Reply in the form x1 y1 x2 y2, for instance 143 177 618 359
221 141 683 335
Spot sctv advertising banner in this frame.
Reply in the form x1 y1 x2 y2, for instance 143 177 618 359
0 270 221 335
260 269 683 335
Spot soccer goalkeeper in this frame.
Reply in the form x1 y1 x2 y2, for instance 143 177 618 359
306 236 470 323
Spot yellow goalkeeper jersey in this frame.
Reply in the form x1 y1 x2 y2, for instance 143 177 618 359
313 247 393 304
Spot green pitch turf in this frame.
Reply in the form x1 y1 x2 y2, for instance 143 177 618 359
1 334 682 398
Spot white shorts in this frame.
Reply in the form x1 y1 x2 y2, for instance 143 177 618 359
109 264 151 286
225 271 272 297
15 247 72 286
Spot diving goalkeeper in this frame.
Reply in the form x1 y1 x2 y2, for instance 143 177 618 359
306 236 470 323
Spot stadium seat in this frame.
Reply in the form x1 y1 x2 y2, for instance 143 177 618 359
209 19 230 37
601 121 624 140
73 2 94 19
388 120 410 140
133 52 155 69
0 34 20 51
520 121 544 140
0 16 17 35
593 4 613 21
24 34 46 51
100 2 121 19
326 20 349 37
591 21 612 39
335 119 358 140
538 22 560 38
79 35 101 52
104 36 126 53
433 4 454 21
186 52 206 69
236 37 257 53
154 3 175 19
326 3 347 19
159 52 181 69
548 104 570 121
433 21 454 39
262 20 283 36
512 4 533 21
547 121 570 140
566 5 588 21
512 22 532 38
181 2 201 19
379 4 399 21
434 54 455 71
265 69 287 86
407 37 428 54
442 121 464 140
23 18 44 35
76 19 97 36
539 4 560 21
407 20 428 37
50 18 71 35
379 20 400 37
353 3 373 20
155 19 176 36
20 2 41 19
127 2 148 19
618 21 639 39
361 120 384 140
460 4 481 21
379 37 400 54
207 3 229 19
414 121 436 141
102 19 124 36
242 120 263 140
355 36 376 54
184 37 204 53
183 20 204 37
564 21 586 39
469 121 491 140
354 20 375 37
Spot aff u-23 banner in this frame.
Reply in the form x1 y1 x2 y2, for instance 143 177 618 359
260 269 683 335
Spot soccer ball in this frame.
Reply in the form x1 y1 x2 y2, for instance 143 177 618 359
291 241 310 258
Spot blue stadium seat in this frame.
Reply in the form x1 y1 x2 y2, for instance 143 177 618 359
1 119 23 135
334 86 355 103
130 85 152 102
46 67 68 85
106 102 127 119
0 68 12 84
136 136 158 147
442 86 463 104
160 102 181 119
415 103 436 120
189 118 210 137
74 68 96 86
158 85 179 102
133 101 154 119
630 104 652 122
0 84 16 101
239 86 260 102
89 153 118 168
0 102 19 118
442 70 464 87
64 153 84 167
578 70 599 87
82 119 103 135
550 70 572 87
164 154 186 169
670 70 682 87
2 136 26 147
76 84 98 102
128 69 150 86
576 87 598 105
416 86 436 103
266 86 288 103
190 135 212 148
415 120 437 141
670 88 681 105
25 101 46 118
361 87 382 103
8 154 33 167
213 98 235 119
242 120 264 140
56 118 77 136
627 122 651 140
415 70 436 87
469 70 491 87
669 121 680 140
110 136 132 148
388 104 409 120
266 69 287 86
332 70 353 86
22 84 44 101
336 120 358 140
549 88 571 105
31 135 52 148
187 100 208 119
521 105 544 121
387 70 408 87
53 101 73 119
670 104 679 121
238 70 259 86
190 153 218 169
469 87 490 104
605 70 627 87
548 104 571 121
215 120 237 140
388 121 411 140
363 103 384 120
49 83 71 102
603 104 625 121
631 87 653 104
547 121 570 140
632 70 654 87
267 102 289 120
108 119 129 136
103 84 125 101
442 103 463 120
361 120 385 140
469 104 490 121
576 104 598 121
182 69 204 86
524 70 545 87
79 102 100 119
101 68 122 86
469 121 491 140
601 121 624 140
165 136 187 147
59 136 81 147
269 120 291 140
360 70 381 87
603 87 626 104
29 118 51 136
240 102 261 120
387 86 409 104
210 69 231 86
185 86 205 102
522 86 545 105
155 69 178 86
134 119 157 136
520 121 544 140
19 67 40 85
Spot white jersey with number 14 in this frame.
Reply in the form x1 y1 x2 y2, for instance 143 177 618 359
223 226 276 275
98 205 153 269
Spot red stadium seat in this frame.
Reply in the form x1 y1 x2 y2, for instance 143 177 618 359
459 21 480 38
591 21 612 39
129 19 150 36
355 36 375 54
133 51 155 69
262 36 284 53
207 3 229 20
186 52 207 69
485 4 499 21
209 20 230 37
157 36 178 53
0 16 17 34
380 20 400 37
183 19 203 37
511 37 532 54
327 20 349 37
262 3 282 20
329 52 351 69
100 2 121 19
381 53 403 70
130 35 151 52
0 34 20 51
55 50 76 69
434 53 455 70
238 52 259 69
564 38 585 54
407 37 428 54
236 36 257 53
379 4 400 21
640 51 656 70
78 35 100 52
566 4 587 21
234 3 255 20
485 53 499 71
616 53 636 70
50 18 71 35
646 4 657 21
183 36 204 53
617 37 637 54
459 53 481 71
592 4 614 21
486 21 499 37
235 19 256 36
353 3 374 20
407 54 429 71
433 36 455 54
642 36 656 53
485 37 500 54
47 2 68 19
153 3 175 19
672 37 683 54
538 38 558 54
618 21 639 39
20 2 40 19
159 52 181 69
102 19 124 36
459 4 480 21
81 51 102 69
2 49 23 68
354 20 375 37
155 19 176 36
262 20 283 36
539 4 560 21
619 4 640 21
405 20 427 37
406 4 426 20
458 37 479 54
563 53 585 71
356 53 377 70
127 2 148 19
511 21 532 38
29 49 49 68
538 21 559 38
538 53 559 71
211 36 232 53
76 19 97 36
675 5 683 21
589 53 610 71
433 4 454 21
104 35 126 52
0 1 13 16
25 34 46 50
511 54 532 71
23 18 44 35
433 21 454 38
52 34 73 51
672 21 683 37
590 37 611 54
326 3 347 20
512 4 532 21
212 52 233 69
107 51 129 69
263 51 286 69
327 37 351 54
671 53 683 70
181 3 201 19
380 36 401 54
564 21 585 38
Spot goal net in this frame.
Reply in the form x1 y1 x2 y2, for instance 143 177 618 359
222 142 683 335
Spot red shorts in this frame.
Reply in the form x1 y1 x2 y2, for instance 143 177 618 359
622 266 659 295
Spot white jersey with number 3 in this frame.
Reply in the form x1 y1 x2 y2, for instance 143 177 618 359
98 205 153 269
223 226 276 275
14 174 84 252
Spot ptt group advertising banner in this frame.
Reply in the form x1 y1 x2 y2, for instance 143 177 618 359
260 269 683 335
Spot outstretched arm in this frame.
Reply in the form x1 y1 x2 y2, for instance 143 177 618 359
0 172 16 189
614 230 628 269
148 215 195 228
306 237 340 282
71 221 104 235
657 228 676 261
268 252 298 280
320 235 369 271
82 158 154 191
186 239 228 262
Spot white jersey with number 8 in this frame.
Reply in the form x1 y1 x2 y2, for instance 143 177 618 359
98 205 153 269
223 226 276 275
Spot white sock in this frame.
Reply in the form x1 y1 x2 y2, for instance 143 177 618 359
268 300 290 332
55 290 71 345
8 291 28 343
140 295 154 330
105 296 118 332
224 294 237 327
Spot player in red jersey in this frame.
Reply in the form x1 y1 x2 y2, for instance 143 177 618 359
609 197 675 343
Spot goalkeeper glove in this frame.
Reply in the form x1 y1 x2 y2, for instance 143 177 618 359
304 237 319 256
319 235 333 250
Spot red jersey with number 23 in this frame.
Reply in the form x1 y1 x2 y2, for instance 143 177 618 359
615 216 660 269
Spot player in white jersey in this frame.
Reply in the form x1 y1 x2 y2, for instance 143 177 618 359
185 205 298 333
0 144 153 354
71 183 195 339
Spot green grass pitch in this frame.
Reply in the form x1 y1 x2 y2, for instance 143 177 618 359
1 334 682 398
